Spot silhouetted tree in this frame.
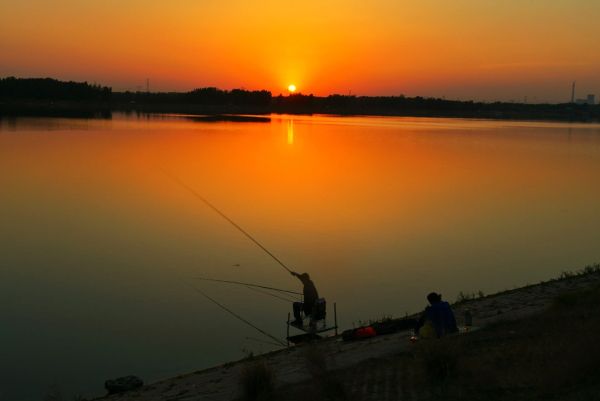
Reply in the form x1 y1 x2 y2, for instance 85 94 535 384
0 77 111 101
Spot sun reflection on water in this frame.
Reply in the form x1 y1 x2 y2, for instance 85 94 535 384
287 119 294 145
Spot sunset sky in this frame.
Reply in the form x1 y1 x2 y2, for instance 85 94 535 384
1 0 599 102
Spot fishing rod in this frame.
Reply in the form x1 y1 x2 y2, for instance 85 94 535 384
246 286 299 303
246 337 284 347
184 281 286 346
165 172 292 274
189 277 302 295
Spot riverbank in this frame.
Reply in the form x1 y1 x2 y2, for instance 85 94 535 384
91 264 600 401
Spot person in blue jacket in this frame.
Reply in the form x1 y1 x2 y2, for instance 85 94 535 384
415 292 458 337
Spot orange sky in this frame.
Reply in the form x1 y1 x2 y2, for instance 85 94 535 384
1 0 599 102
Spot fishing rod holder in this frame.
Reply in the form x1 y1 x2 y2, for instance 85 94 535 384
286 302 338 346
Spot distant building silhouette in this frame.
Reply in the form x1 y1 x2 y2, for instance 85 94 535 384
576 94 595 105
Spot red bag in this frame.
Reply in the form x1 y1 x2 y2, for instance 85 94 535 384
354 327 376 339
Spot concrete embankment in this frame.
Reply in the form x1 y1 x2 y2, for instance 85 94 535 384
103 272 600 401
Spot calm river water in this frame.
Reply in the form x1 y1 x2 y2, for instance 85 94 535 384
1 113 599 400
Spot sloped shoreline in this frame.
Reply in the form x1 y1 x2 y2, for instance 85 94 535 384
97 266 600 401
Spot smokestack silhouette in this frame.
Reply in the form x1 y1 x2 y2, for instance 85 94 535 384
571 81 576 103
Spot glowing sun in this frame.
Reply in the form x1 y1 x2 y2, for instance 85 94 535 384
288 85 296 92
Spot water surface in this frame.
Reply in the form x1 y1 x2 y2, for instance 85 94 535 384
1 114 599 400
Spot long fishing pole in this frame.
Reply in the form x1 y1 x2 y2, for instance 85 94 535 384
165 172 292 274
189 277 302 295
184 281 286 346
246 286 299 303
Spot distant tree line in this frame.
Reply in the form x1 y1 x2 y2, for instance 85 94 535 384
272 93 597 119
1 77 597 121
112 87 271 107
0 77 112 101
186 87 271 106
274 93 314 108
330 94 587 113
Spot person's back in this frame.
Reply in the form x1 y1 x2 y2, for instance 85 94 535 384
300 276 318 315
425 301 458 337
290 271 319 325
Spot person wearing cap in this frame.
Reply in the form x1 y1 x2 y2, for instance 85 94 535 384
415 292 458 337
290 271 319 326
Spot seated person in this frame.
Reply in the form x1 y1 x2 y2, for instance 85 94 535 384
290 271 319 326
415 292 458 337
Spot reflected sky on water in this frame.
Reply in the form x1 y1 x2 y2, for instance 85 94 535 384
1 114 599 400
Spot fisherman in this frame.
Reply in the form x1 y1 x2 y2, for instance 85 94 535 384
290 271 319 326
415 292 458 338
